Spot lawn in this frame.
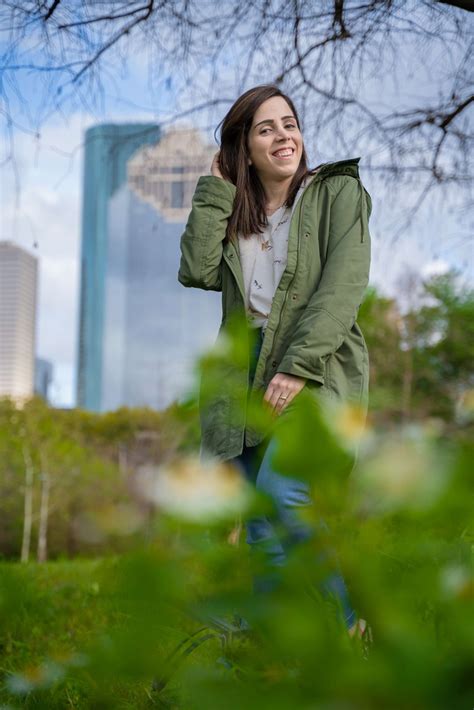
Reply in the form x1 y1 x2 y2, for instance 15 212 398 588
0 556 231 709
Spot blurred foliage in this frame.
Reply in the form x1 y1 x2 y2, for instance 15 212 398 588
0 396 200 559
0 409 472 708
0 269 473 707
358 269 474 422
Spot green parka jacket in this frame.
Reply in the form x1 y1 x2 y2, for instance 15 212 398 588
178 157 372 461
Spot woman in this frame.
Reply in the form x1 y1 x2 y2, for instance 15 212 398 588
178 85 372 643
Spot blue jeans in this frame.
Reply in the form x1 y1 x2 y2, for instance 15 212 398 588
232 327 357 630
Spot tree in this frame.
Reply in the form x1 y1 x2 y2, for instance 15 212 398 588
358 286 404 419
412 270 474 415
0 397 198 560
1 0 472 208
359 271 474 421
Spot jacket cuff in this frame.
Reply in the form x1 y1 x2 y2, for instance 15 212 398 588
276 359 326 385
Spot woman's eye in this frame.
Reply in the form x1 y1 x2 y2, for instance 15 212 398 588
260 124 296 135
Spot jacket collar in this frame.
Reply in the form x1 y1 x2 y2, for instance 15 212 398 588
298 155 368 239
308 156 361 183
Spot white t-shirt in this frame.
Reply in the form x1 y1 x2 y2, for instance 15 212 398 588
238 177 309 331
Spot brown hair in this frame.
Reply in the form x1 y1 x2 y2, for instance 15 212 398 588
214 84 312 243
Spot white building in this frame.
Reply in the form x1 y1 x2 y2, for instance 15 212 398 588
0 241 38 402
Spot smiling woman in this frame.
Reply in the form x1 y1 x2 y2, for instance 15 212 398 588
246 99 304 210
178 84 373 643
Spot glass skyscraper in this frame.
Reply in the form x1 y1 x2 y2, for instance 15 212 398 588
77 124 221 412
77 123 161 409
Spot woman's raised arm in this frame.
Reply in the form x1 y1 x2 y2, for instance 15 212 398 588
178 153 236 291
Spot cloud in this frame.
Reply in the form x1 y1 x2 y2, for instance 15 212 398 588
0 113 96 406
421 259 450 279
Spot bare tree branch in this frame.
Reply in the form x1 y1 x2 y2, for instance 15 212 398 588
44 0 61 22
0 0 473 234
436 0 474 12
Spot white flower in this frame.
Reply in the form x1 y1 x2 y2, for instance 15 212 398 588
322 399 373 449
350 428 449 514
440 564 473 600
136 454 253 522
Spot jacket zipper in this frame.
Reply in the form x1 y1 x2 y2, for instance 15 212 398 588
264 180 316 376
267 166 365 367
223 170 320 309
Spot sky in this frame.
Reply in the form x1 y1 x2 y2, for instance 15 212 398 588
0 8 472 408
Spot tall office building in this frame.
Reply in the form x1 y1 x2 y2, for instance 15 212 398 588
77 123 161 409
102 127 220 411
77 124 221 412
0 241 38 402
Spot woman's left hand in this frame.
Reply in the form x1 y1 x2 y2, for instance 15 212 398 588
263 373 307 416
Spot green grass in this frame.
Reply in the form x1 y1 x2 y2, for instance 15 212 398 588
0 557 226 709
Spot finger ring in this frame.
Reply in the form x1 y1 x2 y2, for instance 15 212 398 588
278 395 288 400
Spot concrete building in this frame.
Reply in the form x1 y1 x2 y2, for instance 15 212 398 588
0 241 38 402
77 122 161 410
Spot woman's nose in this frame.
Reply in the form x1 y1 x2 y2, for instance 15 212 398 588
275 125 291 141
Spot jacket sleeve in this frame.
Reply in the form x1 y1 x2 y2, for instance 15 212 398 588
277 175 372 383
178 175 237 291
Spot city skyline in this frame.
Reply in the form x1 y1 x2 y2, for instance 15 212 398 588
1 111 470 408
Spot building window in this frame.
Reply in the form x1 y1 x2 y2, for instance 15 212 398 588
171 181 184 208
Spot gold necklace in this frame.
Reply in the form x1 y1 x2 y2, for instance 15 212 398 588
266 201 286 216
260 205 290 251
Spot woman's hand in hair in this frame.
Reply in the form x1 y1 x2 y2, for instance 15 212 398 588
211 151 225 180
263 372 307 417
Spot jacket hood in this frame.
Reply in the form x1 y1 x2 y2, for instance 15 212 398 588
311 156 361 180
305 156 371 237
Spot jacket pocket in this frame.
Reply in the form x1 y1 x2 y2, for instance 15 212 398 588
326 337 366 403
303 355 337 401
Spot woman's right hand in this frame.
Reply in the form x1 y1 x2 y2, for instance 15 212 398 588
211 151 225 180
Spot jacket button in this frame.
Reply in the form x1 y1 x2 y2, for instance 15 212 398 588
291 294 297 300
271 360 277 367
304 232 310 238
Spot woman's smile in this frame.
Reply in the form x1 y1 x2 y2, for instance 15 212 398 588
271 146 295 160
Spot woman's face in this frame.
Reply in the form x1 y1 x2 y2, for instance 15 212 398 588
247 96 303 182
